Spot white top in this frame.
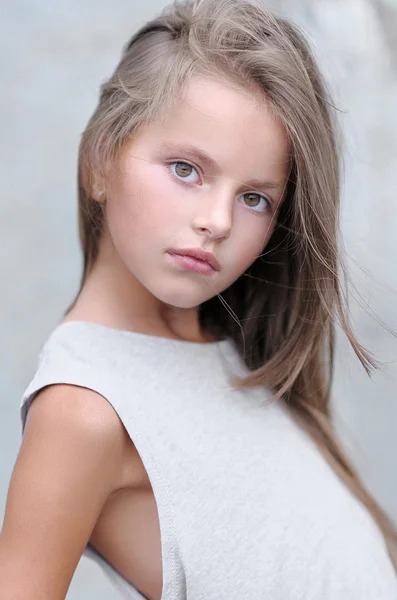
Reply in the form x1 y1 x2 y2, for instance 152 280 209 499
20 321 397 600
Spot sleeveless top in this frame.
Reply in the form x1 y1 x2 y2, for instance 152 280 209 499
20 321 397 600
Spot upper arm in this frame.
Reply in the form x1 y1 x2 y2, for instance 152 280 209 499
0 384 128 600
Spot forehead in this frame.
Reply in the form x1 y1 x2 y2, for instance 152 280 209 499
159 75 284 142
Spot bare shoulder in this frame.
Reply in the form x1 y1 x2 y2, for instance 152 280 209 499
27 384 127 441
24 383 132 490
0 384 131 598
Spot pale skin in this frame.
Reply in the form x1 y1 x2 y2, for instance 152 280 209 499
0 76 289 600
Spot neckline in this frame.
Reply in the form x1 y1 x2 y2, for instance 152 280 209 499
56 319 233 352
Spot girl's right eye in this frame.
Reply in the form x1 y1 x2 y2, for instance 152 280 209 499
169 161 201 184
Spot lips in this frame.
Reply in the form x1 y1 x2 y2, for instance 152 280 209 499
167 247 221 271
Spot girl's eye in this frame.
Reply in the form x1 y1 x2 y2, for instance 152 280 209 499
240 192 271 213
170 161 200 184
169 162 272 213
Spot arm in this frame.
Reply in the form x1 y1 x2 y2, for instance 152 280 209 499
0 384 129 600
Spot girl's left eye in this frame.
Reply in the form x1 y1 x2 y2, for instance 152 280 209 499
240 192 271 213
170 161 200 184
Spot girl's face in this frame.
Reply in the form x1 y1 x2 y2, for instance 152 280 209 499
104 76 289 310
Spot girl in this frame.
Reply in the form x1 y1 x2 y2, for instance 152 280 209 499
1 0 396 598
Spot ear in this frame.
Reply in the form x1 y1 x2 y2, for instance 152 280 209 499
92 188 105 202
91 178 106 203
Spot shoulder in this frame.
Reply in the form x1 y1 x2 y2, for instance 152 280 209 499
23 384 131 490
27 384 126 439
0 386 132 597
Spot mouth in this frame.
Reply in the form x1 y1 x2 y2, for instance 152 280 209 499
166 247 221 275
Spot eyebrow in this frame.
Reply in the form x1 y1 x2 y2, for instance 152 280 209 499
156 141 285 192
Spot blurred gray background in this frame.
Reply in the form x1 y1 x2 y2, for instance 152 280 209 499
0 0 396 597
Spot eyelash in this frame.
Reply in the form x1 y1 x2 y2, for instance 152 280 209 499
167 160 273 214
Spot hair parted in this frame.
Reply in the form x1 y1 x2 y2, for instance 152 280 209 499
75 0 397 564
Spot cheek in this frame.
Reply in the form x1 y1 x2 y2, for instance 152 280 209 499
107 170 165 232
232 215 276 271
105 169 185 262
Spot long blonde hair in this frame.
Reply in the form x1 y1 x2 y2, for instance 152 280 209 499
75 0 397 565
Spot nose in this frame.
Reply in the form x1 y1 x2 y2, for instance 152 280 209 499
192 185 233 241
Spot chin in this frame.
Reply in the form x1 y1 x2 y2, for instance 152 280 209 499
150 283 217 310
157 294 205 310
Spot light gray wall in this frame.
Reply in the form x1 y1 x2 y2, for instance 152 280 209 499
0 1 396 598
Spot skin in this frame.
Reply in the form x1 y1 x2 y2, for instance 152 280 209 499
72 75 290 341
0 75 290 600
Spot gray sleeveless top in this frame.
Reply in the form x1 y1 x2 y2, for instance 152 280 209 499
20 321 397 600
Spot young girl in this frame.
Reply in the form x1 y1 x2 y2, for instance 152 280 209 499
1 0 396 598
